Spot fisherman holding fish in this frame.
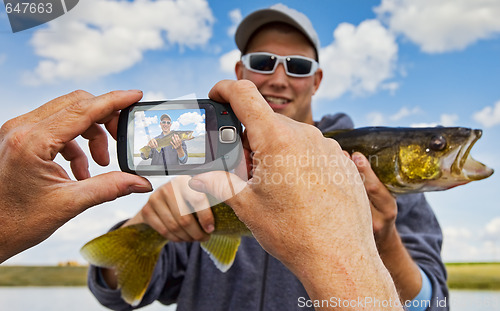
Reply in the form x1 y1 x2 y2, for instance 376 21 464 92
87 4 449 311
141 114 188 165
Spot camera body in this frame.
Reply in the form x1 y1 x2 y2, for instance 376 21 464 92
117 99 242 176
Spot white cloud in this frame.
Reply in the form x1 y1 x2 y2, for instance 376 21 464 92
411 113 459 127
484 217 500 240
366 112 385 126
473 100 500 127
317 19 398 100
390 106 421 121
134 111 158 128
365 106 421 125
227 8 242 36
219 49 240 73
25 0 215 84
177 111 204 125
375 0 500 53
194 122 205 136
171 120 180 131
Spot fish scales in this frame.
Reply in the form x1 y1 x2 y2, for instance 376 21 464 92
81 126 494 305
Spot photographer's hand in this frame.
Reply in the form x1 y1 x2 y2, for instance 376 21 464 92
189 80 403 310
0 90 152 263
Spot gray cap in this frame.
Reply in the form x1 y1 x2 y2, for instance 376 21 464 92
235 4 320 59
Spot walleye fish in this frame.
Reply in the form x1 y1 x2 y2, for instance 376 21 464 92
324 127 493 193
139 130 194 159
81 126 493 306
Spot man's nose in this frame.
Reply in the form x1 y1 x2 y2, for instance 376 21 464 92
269 63 288 88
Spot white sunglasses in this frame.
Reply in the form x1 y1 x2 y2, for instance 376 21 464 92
241 52 319 77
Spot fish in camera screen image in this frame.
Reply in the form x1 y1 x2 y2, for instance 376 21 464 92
132 108 206 169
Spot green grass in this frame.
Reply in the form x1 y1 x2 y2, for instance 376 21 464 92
445 262 500 290
1 263 500 288
0 266 88 286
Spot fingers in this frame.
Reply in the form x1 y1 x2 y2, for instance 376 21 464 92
352 152 396 217
39 90 143 147
81 123 110 166
60 140 90 180
171 135 181 149
141 182 211 242
208 80 275 147
189 171 251 224
149 138 158 149
60 171 152 215
196 208 215 234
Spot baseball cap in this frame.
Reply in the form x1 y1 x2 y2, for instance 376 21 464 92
235 4 320 60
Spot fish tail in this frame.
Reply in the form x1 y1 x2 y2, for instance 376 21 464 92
139 145 152 158
80 223 167 306
200 234 241 272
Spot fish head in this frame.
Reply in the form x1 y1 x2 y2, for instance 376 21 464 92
391 127 494 193
177 131 194 141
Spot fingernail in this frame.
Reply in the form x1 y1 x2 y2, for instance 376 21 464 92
127 89 143 94
205 224 214 233
188 178 206 192
351 153 364 166
129 183 153 193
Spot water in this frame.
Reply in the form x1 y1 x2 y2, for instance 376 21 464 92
0 288 499 310
0 287 176 311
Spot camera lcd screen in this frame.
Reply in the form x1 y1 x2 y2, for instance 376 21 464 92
125 101 216 175
133 108 206 166
118 99 242 176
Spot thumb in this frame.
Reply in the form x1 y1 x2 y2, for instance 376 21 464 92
188 171 248 209
63 172 152 212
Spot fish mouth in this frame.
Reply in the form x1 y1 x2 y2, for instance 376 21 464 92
451 129 494 181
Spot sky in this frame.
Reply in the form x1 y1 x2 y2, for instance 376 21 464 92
1 0 499 265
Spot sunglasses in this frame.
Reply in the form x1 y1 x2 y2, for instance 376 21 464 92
241 52 319 77
161 120 171 125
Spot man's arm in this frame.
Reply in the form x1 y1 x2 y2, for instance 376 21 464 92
353 153 448 310
352 152 423 301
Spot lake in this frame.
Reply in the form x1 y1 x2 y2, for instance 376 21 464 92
0 288 499 310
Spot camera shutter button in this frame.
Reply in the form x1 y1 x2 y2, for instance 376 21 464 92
219 126 237 143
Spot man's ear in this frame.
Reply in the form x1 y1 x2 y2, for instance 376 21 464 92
235 61 244 80
312 68 323 95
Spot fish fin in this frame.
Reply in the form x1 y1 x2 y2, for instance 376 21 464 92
80 223 167 306
200 234 241 272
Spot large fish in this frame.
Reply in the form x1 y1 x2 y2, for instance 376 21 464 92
324 127 493 193
139 130 194 159
81 126 493 306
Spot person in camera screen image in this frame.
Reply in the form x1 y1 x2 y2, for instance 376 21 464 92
141 114 188 165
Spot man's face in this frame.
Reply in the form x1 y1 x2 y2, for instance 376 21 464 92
161 118 171 133
236 27 322 124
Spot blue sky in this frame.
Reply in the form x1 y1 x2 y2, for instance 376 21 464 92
1 0 499 264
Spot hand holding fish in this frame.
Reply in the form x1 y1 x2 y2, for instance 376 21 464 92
188 80 403 310
351 152 422 301
147 137 159 149
125 176 214 242
0 90 152 263
171 134 182 150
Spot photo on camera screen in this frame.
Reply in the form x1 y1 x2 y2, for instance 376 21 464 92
132 108 206 170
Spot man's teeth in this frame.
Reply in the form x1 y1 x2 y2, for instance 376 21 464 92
266 96 288 105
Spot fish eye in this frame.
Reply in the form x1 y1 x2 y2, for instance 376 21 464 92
429 135 447 151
